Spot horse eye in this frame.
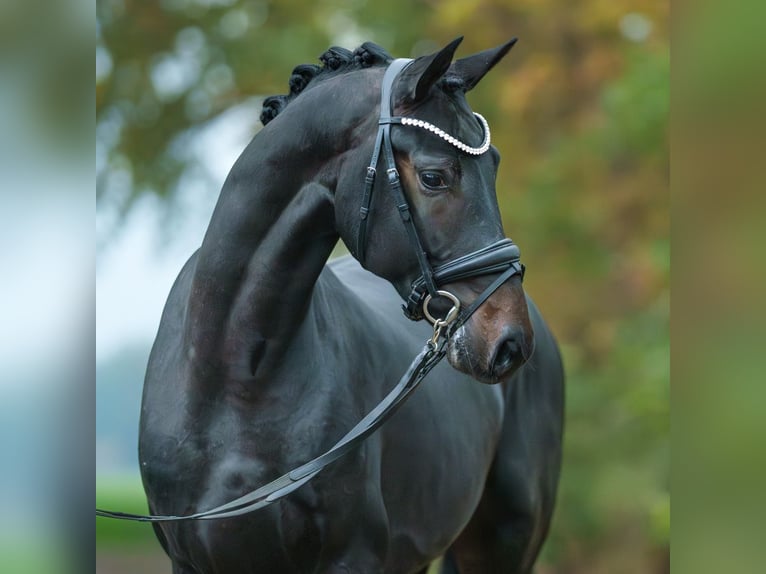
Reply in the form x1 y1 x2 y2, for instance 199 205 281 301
419 172 447 190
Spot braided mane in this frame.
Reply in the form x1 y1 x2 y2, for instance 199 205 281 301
260 42 393 126
260 41 466 126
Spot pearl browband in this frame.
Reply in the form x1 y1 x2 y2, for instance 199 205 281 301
399 112 491 156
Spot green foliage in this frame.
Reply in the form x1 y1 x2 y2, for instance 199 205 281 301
97 1 668 570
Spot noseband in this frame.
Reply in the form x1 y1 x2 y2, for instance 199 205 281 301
357 58 525 328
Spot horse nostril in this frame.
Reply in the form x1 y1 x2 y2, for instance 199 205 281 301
491 328 523 376
494 340 518 370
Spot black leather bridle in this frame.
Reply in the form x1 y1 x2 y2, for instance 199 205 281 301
356 58 525 326
96 59 526 523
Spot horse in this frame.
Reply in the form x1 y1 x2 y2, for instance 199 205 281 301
138 38 564 573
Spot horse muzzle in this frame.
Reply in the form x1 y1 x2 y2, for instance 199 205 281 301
444 276 534 384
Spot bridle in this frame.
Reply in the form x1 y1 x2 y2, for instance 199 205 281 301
96 59 526 523
356 58 524 329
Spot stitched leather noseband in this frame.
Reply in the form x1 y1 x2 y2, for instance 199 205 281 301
356 58 525 325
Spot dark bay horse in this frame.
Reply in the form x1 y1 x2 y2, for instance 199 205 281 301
139 38 564 573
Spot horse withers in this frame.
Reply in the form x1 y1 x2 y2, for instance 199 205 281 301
138 38 564 573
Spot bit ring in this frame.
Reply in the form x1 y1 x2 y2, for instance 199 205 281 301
423 290 461 325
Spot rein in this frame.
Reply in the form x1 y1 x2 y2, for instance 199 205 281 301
97 339 447 522
96 58 526 523
95 279 509 523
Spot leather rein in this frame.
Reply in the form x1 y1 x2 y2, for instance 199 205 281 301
96 58 525 523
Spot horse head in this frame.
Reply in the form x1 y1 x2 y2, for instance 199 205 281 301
328 38 534 384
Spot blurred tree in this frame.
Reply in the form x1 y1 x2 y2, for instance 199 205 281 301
97 1 669 571
97 0 437 214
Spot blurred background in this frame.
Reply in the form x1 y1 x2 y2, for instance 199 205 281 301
96 0 668 572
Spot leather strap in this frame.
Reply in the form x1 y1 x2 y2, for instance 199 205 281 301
356 122 385 262
96 341 447 522
95 250 524 523
404 239 525 321
356 59 438 299
447 263 525 338
95 257 521 523
357 58 411 265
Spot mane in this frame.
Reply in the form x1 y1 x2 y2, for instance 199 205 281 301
260 41 466 126
260 42 393 126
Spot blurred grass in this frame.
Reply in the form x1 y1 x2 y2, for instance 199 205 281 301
97 477 158 548
0 545 62 574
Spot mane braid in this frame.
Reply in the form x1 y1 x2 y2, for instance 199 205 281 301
260 42 394 126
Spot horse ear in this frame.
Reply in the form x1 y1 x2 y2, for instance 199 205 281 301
451 38 518 92
396 37 463 104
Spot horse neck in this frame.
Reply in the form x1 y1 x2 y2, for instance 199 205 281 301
186 109 351 373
